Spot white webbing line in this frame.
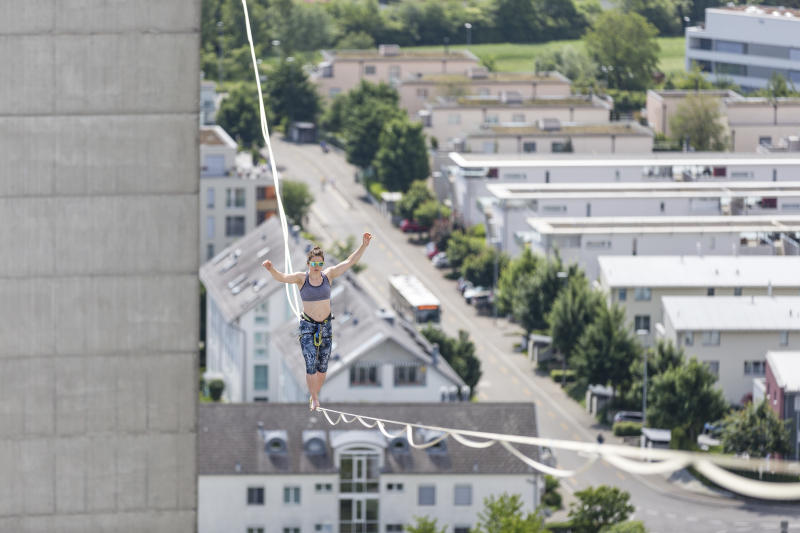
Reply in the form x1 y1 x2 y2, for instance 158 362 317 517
317 407 800 500
241 0 302 319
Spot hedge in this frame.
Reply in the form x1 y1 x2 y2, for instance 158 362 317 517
550 369 576 383
613 421 643 437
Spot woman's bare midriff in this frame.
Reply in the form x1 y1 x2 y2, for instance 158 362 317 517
302 297 331 322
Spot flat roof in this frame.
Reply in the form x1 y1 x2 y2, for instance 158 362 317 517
407 72 568 84
526 214 800 235
469 122 652 138
662 296 800 331
324 48 477 61
598 256 800 288
432 95 607 109
711 5 800 20
449 152 800 168
488 181 800 200
766 351 800 391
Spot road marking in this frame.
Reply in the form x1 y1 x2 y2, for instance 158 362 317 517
378 242 386 250
523 388 532 396
488 354 497 363
386 250 395 259
394 260 404 270
572 432 581 441
499 365 509 375
547 410 556 419
559 422 568 431
616 471 626 481
566 477 578 487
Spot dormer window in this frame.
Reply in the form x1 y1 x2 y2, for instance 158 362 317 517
263 430 288 454
305 438 326 456
389 437 409 454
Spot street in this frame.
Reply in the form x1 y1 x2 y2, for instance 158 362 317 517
270 137 800 533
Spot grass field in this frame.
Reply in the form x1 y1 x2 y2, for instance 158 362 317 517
411 36 686 76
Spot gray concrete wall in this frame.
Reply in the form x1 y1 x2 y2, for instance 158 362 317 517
0 1 200 531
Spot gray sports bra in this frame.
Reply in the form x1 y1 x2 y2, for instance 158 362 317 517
299 273 331 302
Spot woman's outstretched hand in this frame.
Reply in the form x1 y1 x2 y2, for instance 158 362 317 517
362 232 373 247
262 259 273 271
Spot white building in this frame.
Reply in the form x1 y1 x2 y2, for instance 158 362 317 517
522 215 800 280
201 80 218 125
198 403 543 533
660 296 800 404
445 152 800 228
685 5 800 92
598 256 800 345
200 125 278 262
482 181 800 256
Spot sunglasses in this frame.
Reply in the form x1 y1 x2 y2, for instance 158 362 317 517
309 261 324 267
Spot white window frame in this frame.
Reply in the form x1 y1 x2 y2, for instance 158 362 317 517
701 330 720 346
418 485 436 506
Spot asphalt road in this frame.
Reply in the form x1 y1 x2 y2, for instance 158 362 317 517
269 137 800 533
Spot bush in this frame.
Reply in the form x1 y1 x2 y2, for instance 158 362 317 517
209 379 225 402
368 180 386 200
544 520 574 533
550 369 576 383
613 421 642 437
543 475 563 509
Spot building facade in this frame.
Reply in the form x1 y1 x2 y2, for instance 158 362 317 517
685 5 800 91
764 351 800 460
198 403 542 533
660 296 800 404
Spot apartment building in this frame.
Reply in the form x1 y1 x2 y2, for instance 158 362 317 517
660 297 800 404
398 69 572 116
479 181 800 256
198 403 542 533
598 256 800 345
764 351 800 460
685 5 800 91
201 79 218 125
522 215 800 280
646 89 800 151
312 45 480 99
465 121 654 155
422 94 611 150
200 125 278 262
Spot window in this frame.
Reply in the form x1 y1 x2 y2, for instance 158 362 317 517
454 484 472 506
416 88 428 99
715 40 746 54
247 487 264 505
364 65 376 75
634 315 651 333
523 141 537 153
283 528 300 533
226 187 246 208
684 331 694 347
759 136 773 146
734 287 743 296
448 113 461 125
780 331 789 346
350 364 380 386
340 499 379 533
315 524 333 533
715 62 746 76
386 526 404 532
248 528 265 533
707 288 715 296
207 187 215 208
255 348 267 358
315 483 333 493
339 452 380 493
454 528 471 533
690 37 712 50
254 332 267 345
660 201 665 213
418 485 436 506
254 365 268 390
206 216 215 239
394 364 426 386
389 66 401 81
552 141 572 153
254 396 268 402
206 243 215 260
386 482 404 492
702 331 720 346
704 360 719 378
485 114 499 124
744 361 766 376
329 88 341 98
512 113 525 123
225 216 245 237
284 486 301 504
634 288 651 301
482 141 496 154
618 288 627 301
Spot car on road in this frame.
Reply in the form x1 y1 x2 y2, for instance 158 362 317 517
613 411 643 424
457 277 472 294
400 219 430 233
432 252 449 268
463 285 491 304
425 241 439 259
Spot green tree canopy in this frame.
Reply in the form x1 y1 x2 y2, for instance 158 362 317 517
344 100 406 169
535 45 598 91
647 357 727 444
398 181 435 220
756 72 800 99
571 302 640 395
721 400 792 458
405 516 446 533
473 493 546 533
626 339 685 408
336 31 376 49
280 180 314 229
568 485 635 533
267 0 334 54
216 84 263 148
462 247 509 288
669 94 728 151
600 520 648 533
413 200 451 229
511 254 571 337
374 117 430 192
445 231 487 270
265 58 321 127
615 0 683 35
584 10 660 90
497 246 539 316
420 327 482 395
548 274 603 368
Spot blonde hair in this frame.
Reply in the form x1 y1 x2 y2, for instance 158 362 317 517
307 246 324 263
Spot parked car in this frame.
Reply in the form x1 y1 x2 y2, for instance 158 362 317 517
432 252 449 268
400 219 430 233
463 285 491 304
425 241 439 259
457 277 472 294
613 411 643 424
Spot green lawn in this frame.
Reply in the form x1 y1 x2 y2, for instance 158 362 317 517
410 36 686 76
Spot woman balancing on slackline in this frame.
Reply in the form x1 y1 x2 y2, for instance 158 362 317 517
262 233 372 411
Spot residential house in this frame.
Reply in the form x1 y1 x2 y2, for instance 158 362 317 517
198 403 543 533
764 351 800 460
659 296 800 404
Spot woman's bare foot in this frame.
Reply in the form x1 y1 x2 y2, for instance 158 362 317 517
309 396 314 411
312 397 321 411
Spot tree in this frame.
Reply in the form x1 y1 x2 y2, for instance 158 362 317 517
216 84 263 148
445 231 486 271
398 181 435 220
647 357 727 445
615 0 683 35
413 200 450 230
670 94 728 151
571 302 640 395
329 235 366 273
497 247 539 316
473 493 546 533
568 485 634 533
462 247 509 288
721 400 791 458
374 117 430 192
667 63 714 91
535 45 598 91
336 31 376 49
511 254 572 339
267 0 334 54
420 327 482 395
344 100 405 169
584 10 660 90
601 520 648 533
626 339 685 408
280 180 314 229
265 58 321 127
760 72 800 99
548 275 603 370
406 516 446 533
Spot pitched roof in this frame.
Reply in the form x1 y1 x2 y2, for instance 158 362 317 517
662 296 800 331
270 275 465 389
766 351 800 392
197 402 539 476
199 217 309 323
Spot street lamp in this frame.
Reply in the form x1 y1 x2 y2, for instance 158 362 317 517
464 23 472 46
557 271 569 386
636 329 649 431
